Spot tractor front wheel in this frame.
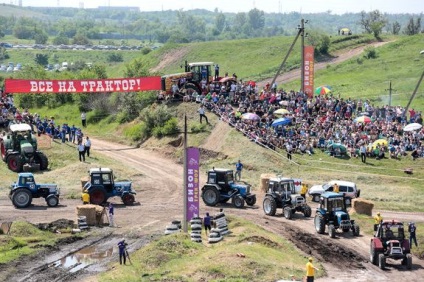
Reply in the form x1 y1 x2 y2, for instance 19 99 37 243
370 243 378 265
12 188 32 208
303 205 312 217
378 253 386 270
263 196 277 216
245 195 256 206
314 214 325 234
329 224 336 238
353 224 360 236
406 253 412 269
7 155 23 172
46 195 59 207
283 207 292 220
202 186 220 206
36 152 49 170
89 187 107 205
232 194 245 209
122 194 135 205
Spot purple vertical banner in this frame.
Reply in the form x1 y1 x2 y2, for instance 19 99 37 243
186 147 200 221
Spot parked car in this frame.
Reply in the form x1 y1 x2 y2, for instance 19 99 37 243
308 180 360 202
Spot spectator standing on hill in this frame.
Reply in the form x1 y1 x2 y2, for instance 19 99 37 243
117 238 127 265
197 104 209 124
360 143 367 163
235 160 243 181
81 112 87 127
214 64 219 81
305 257 319 282
408 222 418 248
203 212 212 235
84 136 91 157
78 141 86 162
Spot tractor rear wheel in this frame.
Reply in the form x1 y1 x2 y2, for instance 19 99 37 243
314 214 325 234
35 152 49 170
202 186 220 206
89 187 107 205
1 141 6 161
46 195 59 207
122 194 135 205
283 207 292 220
378 253 386 270
406 253 412 270
329 224 336 238
263 196 277 216
7 155 23 172
12 188 32 208
232 194 245 209
303 205 312 217
370 243 378 265
245 195 256 206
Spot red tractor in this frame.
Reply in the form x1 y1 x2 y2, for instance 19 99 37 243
370 220 412 270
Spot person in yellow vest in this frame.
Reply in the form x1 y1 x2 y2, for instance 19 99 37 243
81 189 90 204
300 183 308 200
305 257 319 282
333 183 339 193
374 212 383 231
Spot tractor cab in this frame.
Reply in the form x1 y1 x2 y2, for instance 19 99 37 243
318 193 349 213
186 62 214 83
268 177 295 202
207 168 235 193
375 221 406 243
89 168 114 192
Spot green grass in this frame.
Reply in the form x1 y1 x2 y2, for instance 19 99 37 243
99 216 321 282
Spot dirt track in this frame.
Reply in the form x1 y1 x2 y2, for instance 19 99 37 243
1 136 423 282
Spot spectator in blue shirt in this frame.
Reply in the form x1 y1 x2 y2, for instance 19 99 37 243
235 160 243 181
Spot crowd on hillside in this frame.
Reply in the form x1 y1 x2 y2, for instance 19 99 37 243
173 78 424 161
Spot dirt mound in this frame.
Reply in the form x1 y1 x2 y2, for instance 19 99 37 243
168 136 183 147
150 46 192 73
199 147 227 163
37 219 75 232
240 235 281 248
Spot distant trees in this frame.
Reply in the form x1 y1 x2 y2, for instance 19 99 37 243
307 30 331 56
248 8 265 31
359 10 387 38
391 21 401 35
34 53 49 66
404 17 422 35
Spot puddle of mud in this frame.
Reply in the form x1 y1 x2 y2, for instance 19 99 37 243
53 246 115 273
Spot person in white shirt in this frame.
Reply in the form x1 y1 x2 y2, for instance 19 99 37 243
78 142 86 162
197 105 209 124
84 136 91 157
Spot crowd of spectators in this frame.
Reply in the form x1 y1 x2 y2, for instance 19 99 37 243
177 79 424 161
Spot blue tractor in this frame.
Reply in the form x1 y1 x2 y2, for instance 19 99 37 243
201 168 256 208
314 192 360 238
83 168 136 206
9 173 60 208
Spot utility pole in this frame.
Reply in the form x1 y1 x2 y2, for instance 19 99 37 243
182 114 188 232
300 19 305 93
403 51 424 118
385 81 395 107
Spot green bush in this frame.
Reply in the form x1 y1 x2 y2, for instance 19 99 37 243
152 118 180 138
363 46 378 59
124 123 143 141
191 123 207 133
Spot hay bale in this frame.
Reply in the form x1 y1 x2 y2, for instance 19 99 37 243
349 198 374 216
76 205 98 225
260 173 276 193
81 177 89 191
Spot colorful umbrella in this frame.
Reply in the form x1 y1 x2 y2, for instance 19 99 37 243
354 116 372 124
274 109 290 115
403 123 422 132
315 85 332 95
372 139 388 149
241 113 260 121
271 117 292 127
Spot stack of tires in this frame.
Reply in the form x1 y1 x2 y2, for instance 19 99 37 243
164 220 181 235
190 216 202 243
78 216 88 230
208 228 223 243
214 211 229 235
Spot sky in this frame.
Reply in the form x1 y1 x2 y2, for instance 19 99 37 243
1 0 423 14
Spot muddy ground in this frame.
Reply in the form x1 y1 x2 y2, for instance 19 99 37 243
1 138 423 282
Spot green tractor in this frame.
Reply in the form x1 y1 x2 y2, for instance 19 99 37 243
0 124 48 172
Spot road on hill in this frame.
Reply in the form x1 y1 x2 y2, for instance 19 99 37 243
256 41 390 89
1 133 423 282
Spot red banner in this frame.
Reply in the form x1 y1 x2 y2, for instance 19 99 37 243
303 46 314 98
4 77 162 93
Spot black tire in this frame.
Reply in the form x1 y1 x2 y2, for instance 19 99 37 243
370 243 378 265
356 189 361 198
314 214 325 234
263 196 277 216
378 253 386 270
0 141 6 161
329 224 336 238
122 194 135 205
7 154 23 172
313 194 320 202
46 195 59 207
303 205 312 217
184 83 201 95
12 188 32 208
406 253 412 270
353 225 360 236
232 194 245 209
89 187 107 205
36 152 49 170
245 195 256 206
283 207 292 220
202 186 220 206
